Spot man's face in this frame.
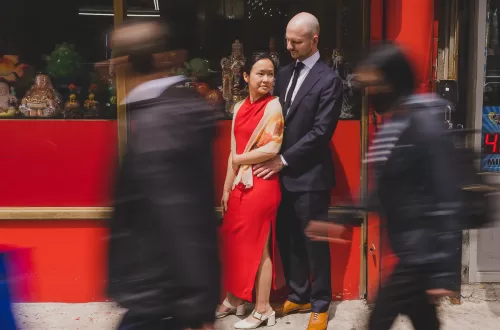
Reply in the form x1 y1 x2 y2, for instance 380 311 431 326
285 25 318 61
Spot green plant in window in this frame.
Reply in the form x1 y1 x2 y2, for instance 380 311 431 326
45 43 83 79
177 58 210 79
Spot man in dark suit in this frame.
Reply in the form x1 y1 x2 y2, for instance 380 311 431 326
253 12 343 330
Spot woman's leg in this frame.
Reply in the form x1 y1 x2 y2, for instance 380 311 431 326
245 232 273 323
217 291 245 313
255 232 273 313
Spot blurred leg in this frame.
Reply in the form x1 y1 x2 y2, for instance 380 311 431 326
406 295 440 330
117 311 180 330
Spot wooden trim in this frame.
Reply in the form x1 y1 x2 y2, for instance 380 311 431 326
0 207 113 220
0 206 364 221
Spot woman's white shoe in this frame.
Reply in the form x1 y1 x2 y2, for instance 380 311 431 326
215 298 246 319
234 310 276 329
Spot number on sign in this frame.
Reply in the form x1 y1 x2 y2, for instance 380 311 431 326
484 133 498 153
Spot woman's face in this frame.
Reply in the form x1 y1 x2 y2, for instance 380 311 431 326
244 59 275 96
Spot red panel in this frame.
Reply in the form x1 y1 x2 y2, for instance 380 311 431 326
0 221 108 302
0 118 360 302
0 120 118 207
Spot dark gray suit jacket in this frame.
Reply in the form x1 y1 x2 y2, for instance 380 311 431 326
274 59 343 192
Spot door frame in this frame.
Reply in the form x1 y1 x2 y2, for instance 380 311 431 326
469 0 500 283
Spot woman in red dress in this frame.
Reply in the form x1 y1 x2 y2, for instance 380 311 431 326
216 53 284 329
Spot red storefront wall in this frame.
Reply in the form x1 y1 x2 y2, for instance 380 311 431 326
0 0 435 303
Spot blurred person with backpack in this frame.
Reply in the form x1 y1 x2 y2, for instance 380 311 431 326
306 43 464 330
107 19 220 330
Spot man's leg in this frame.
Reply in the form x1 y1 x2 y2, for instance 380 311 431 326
369 263 434 330
296 191 332 313
405 293 440 330
368 281 401 330
276 189 311 305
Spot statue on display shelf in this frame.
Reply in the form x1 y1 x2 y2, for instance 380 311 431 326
0 81 17 117
64 83 81 118
19 74 62 117
221 40 247 116
269 37 280 69
84 93 99 118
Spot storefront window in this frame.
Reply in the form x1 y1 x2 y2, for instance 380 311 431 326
0 0 117 119
153 0 366 119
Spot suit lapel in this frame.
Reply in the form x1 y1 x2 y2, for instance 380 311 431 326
285 61 324 122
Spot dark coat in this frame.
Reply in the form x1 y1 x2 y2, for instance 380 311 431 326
371 96 463 291
107 78 220 328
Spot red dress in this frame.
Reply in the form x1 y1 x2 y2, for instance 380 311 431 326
221 94 281 302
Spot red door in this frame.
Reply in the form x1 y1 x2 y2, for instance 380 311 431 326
366 0 436 303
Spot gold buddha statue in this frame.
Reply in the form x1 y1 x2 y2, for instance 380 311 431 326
0 82 17 117
19 74 62 117
84 93 99 118
65 93 80 111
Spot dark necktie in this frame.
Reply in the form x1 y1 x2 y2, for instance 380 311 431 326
284 62 305 114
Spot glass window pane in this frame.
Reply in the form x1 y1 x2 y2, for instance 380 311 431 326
155 0 366 119
0 0 117 119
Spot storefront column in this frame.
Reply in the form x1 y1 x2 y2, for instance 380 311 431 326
113 0 128 159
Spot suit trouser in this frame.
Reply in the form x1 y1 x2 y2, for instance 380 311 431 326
277 189 332 313
369 262 440 330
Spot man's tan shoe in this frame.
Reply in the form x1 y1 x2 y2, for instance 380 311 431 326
277 300 312 316
307 312 328 330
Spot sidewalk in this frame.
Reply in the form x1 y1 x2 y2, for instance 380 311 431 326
11 285 500 329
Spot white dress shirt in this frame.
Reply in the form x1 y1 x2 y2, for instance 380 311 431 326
280 51 320 167
284 51 321 114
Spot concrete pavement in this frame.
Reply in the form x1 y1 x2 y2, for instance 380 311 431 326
12 285 500 329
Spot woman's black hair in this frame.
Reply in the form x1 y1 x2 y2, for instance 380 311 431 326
240 52 278 86
358 42 416 97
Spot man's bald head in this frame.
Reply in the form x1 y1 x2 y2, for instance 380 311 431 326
287 12 320 37
285 12 320 61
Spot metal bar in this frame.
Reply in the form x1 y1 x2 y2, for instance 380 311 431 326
359 0 371 299
382 0 387 41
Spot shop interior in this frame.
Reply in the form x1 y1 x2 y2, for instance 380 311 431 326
0 0 366 120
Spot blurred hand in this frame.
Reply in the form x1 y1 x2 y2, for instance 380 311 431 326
305 221 351 243
186 323 214 330
221 190 230 216
426 289 456 304
253 156 284 179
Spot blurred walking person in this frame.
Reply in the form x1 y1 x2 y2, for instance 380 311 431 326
106 19 220 330
306 43 463 330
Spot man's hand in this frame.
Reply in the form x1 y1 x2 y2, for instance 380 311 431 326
253 156 284 179
426 289 456 304
305 221 351 244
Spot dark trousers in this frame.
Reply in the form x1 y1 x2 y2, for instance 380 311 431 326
277 189 332 313
369 263 440 330
117 311 181 330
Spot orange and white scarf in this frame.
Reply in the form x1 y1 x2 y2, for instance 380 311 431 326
231 97 284 189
